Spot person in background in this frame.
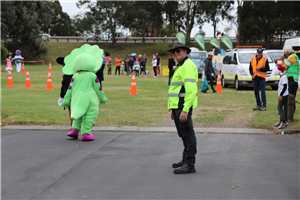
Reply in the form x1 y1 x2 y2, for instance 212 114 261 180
128 57 133 76
6 53 12 71
152 56 157 78
204 51 217 93
168 54 176 77
138 54 143 75
249 48 270 111
280 46 299 112
120 62 124 75
115 55 121 76
124 55 129 75
105 52 111 74
96 55 106 85
134 57 140 77
156 52 160 77
57 57 73 128
141 54 147 77
167 43 198 174
274 65 289 129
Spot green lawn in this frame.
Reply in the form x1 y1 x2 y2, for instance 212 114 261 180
1 62 299 131
2 42 300 131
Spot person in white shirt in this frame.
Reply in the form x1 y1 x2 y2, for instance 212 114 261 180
274 65 289 129
152 57 157 77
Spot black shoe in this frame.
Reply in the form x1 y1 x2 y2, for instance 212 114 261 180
173 164 196 174
172 161 183 168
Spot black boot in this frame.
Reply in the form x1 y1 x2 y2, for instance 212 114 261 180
173 164 196 174
172 161 183 168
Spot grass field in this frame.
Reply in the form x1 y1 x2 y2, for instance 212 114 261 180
2 42 300 132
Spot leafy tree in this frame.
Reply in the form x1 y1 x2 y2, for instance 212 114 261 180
77 0 131 44
203 1 234 38
239 1 300 48
1 1 17 40
46 1 75 36
162 1 182 37
1 1 50 57
176 1 206 45
1 40 8 60
121 1 164 41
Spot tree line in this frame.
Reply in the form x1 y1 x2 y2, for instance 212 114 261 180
1 1 299 58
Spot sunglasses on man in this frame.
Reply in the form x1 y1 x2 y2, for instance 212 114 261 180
171 49 182 54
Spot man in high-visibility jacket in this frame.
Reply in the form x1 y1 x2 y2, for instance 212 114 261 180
281 46 299 112
115 55 121 75
168 43 198 174
249 48 270 111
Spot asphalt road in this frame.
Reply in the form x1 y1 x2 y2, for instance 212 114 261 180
2 130 299 200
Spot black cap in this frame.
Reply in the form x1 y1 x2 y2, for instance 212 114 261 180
257 48 263 53
168 43 191 54
56 57 65 66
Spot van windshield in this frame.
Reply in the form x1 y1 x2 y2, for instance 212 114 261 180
189 52 207 60
267 51 282 61
238 52 273 63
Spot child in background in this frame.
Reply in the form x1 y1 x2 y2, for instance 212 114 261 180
274 65 289 129
120 62 124 75
152 57 157 78
6 53 12 71
134 58 140 76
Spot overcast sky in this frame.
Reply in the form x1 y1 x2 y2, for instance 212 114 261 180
59 0 235 37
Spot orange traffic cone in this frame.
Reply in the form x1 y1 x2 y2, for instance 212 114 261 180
21 62 25 73
43 60 45 68
0 69 2 74
129 72 138 95
7 69 15 87
159 68 162 74
45 71 54 90
49 62 52 73
216 71 223 93
24 69 32 88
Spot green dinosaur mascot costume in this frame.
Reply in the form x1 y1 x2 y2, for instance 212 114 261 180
61 44 109 141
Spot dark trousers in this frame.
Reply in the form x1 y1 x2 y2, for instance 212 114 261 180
172 109 197 165
153 67 157 76
115 67 120 75
278 95 288 122
206 74 216 92
253 79 266 107
288 77 298 111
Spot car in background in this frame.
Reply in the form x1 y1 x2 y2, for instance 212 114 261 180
264 49 283 67
41 33 51 41
221 47 280 90
188 47 207 77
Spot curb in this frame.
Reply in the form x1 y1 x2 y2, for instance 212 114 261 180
1 125 273 135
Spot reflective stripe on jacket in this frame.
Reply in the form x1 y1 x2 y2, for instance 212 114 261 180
250 56 268 79
285 53 299 83
168 58 198 112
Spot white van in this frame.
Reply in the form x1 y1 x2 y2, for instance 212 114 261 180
221 47 280 90
283 37 300 59
283 37 300 48
188 47 207 77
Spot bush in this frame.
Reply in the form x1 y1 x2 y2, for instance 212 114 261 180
155 39 169 56
1 40 8 60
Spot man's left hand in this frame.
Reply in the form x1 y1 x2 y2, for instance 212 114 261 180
179 111 188 123
256 67 260 71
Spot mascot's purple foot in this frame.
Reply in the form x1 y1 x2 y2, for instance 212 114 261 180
67 129 79 139
82 133 95 141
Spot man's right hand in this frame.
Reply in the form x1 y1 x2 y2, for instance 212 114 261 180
170 111 173 120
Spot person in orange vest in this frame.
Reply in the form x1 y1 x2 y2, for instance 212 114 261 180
249 48 270 111
115 55 121 75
